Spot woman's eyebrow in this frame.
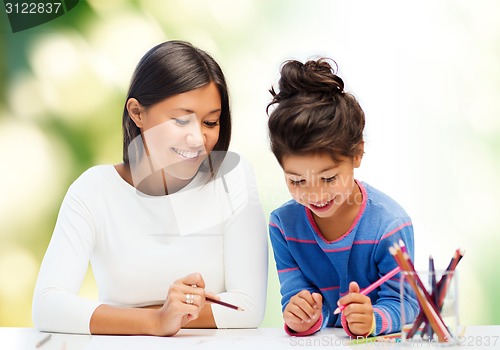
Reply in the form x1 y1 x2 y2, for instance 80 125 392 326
169 108 221 116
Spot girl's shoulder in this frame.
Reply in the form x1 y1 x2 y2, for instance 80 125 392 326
270 199 303 220
360 181 410 219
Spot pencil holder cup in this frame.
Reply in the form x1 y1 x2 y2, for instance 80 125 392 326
400 270 460 346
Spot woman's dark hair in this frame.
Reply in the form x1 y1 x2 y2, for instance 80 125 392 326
122 40 231 167
266 58 365 165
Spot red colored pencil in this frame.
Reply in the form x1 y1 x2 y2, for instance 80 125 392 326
206 297 244 311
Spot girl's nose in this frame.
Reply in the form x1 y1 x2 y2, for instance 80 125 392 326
303 185 329 203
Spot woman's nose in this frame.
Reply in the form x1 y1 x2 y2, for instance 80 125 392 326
185 123 204 148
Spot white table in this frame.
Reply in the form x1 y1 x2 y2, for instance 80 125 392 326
1 326 499 349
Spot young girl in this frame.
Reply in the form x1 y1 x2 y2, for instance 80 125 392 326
267 58 418 337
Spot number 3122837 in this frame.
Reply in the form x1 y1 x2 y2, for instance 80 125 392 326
5 2 63 14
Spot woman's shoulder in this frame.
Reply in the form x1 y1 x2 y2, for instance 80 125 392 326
211 151 257 187
217 151 252 174
67 164 118 193
73 164 115 182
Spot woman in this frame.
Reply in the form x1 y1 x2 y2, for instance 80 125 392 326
32 40 268 336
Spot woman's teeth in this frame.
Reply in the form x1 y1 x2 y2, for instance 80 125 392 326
172 148 199 159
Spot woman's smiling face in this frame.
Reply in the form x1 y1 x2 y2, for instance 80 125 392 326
135 82 221 180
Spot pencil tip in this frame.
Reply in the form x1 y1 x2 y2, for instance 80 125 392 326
333 308 340 315
238 307 245 311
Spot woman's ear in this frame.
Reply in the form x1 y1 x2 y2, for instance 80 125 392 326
353 141 364 168
126 98 145 128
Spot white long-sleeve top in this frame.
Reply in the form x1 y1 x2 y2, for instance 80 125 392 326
32 153 268 334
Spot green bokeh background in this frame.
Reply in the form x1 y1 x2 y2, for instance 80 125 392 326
1 0 499 328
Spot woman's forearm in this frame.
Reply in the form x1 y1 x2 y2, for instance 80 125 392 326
90 302 216 336
90 304 163 336
140 303 217 329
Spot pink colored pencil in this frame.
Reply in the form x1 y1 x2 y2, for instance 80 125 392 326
334 266 401 314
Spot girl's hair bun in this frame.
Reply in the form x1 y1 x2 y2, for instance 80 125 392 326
273 58 344 100
267 56 365 164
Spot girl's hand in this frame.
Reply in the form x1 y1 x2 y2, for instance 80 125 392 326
154 272 209 336
337 281 374 336
283 290 322 333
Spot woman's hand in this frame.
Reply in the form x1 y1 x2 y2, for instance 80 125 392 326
154 272 212 336
283 290 322 333
337 281 374 336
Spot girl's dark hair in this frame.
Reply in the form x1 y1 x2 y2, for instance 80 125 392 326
122 40 231 166
266 58 365 165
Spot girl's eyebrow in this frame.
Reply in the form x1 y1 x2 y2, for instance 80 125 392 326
317 166 338 174
285 166 338 176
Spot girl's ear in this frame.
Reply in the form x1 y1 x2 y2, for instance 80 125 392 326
126 98 145 128
353 141 364 168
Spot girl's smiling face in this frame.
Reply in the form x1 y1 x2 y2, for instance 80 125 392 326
282 152 362 218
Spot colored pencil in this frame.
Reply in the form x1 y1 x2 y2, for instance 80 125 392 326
437 249 463 307
391 244 452 342
35 334 52 348
406 248 463 339
334 266 401 315
190 283 243 311
347 332 402 345
396 246 441 315
206 296 244 311
427 255 437 338
399 239 408 254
